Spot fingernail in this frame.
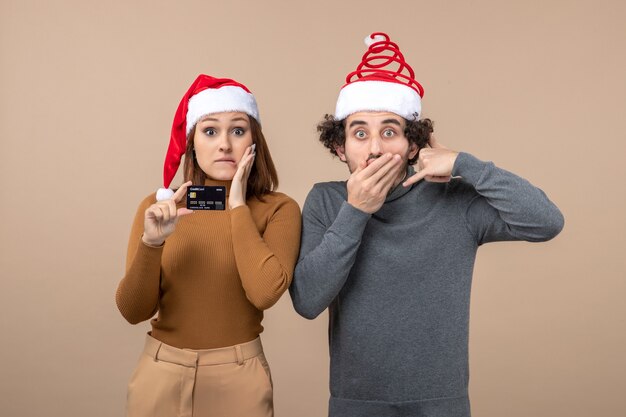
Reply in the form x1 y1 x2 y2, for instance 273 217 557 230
251 144 256 152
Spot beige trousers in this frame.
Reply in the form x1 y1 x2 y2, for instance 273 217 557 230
126 334 273 417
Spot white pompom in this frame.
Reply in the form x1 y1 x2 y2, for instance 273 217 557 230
364 34 386 47
156 188 174 201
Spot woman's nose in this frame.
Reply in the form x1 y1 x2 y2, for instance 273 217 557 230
218 134 232 152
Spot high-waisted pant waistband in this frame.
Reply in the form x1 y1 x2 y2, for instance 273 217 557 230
128 334 273 417
143 333 264 368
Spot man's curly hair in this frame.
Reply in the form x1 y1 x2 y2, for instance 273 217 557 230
317 115 434 165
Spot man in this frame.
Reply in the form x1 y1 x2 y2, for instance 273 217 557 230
289 32 564 417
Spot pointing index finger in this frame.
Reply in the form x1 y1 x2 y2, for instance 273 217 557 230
173 180 193 202
403 168 428 187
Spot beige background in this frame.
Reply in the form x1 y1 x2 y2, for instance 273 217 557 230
1 0 625 416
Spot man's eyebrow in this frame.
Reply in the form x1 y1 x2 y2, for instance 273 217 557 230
381 119 402 126
348 120 367 128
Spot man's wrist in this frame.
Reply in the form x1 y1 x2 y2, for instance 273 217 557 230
451 152 488 184
331 201 371 241
346 198 368 214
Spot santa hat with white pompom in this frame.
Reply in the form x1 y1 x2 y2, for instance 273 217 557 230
156 75 260 201
334 32 424 121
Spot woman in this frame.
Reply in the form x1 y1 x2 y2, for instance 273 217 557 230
116 75 301 417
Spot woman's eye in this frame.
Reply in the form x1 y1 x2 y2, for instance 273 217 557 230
383 129 395 138
355 130 366 139
204 128 216 136
233 128 245 136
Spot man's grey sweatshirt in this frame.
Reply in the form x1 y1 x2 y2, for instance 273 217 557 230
290 152 564 417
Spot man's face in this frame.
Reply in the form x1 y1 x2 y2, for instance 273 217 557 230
335 111 418 181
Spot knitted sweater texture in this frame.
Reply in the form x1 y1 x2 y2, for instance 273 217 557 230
290 153 564 417
117 179 301 349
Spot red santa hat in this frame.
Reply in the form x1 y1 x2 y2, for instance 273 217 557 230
156 74 260 201
334 32 424 121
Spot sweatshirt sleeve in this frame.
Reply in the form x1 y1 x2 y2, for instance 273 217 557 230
452 152 565 245
230 196 302 311
115 195 162 324
290 185 371 319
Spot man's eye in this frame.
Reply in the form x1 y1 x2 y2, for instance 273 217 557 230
204 128 216 136
233 128 245 136
355 131 366 139
383 129 395 137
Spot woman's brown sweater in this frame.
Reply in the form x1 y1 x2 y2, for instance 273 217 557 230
116 179 301 349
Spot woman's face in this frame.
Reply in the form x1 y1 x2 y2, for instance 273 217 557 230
193 112 254 181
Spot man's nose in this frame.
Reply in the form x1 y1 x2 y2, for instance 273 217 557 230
369 136 383 156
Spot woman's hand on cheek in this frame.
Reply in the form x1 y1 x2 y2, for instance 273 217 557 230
228 144 256 209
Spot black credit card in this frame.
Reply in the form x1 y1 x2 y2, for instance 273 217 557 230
186 186 226 210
